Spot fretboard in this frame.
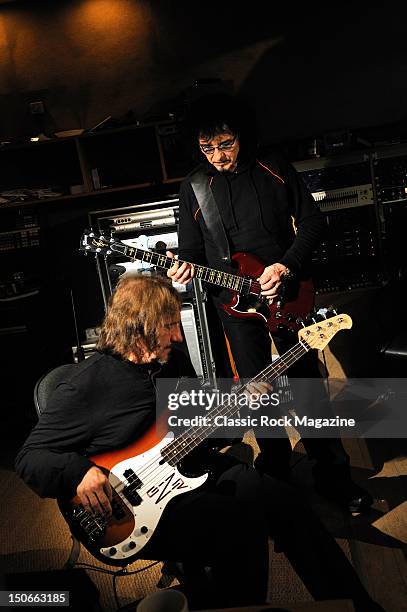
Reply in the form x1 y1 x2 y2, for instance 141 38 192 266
109 241 256 295
161 339 310 466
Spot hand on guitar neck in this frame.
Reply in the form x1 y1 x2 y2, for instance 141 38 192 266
166 251 195 284
167 250 290 303
79 232 313 333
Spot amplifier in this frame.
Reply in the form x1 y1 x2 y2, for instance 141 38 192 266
110 205 177 233
0 227 40 251
311 184 373 211
73 280 217 387
88 199 218 387
374 154 407 205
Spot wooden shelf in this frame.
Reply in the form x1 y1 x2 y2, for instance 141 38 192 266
0 119 189 213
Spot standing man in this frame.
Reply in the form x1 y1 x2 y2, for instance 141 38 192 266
168 93 373 513
15 273 383 611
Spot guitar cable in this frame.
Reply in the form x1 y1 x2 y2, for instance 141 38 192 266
71 559 161 611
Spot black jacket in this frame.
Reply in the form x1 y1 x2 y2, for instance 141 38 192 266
15 352 159 500
178 153 324 276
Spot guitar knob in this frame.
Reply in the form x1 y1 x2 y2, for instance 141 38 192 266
109 547 117 556
140 526 148 534
274 311 283 319
128 541 136 549
276 324 286 331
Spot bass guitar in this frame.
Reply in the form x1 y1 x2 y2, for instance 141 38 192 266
80 230 314 333
58 311 351 566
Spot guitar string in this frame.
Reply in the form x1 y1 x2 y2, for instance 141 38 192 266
110 340 311 498
157 342 310 470
91 235 305 305
145 323 338 486
126 342 310 498
109 243 254 295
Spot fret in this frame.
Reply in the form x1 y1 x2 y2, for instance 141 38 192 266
216 271 222 284
209 270 215 282
196 267 204 278
162 340 310 465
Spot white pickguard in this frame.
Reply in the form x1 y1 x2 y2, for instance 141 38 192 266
100 433 208 562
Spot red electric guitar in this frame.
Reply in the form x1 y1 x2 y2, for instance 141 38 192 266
80 230 314 333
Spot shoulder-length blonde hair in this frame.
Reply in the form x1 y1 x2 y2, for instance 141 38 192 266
97 274 181 360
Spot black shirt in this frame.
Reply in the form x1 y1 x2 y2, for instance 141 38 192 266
178 153 324 276
15 352 159 500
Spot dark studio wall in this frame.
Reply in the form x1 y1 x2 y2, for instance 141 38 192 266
0 0 406 144
1 0 406 432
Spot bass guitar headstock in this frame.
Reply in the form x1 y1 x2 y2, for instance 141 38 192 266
298 309 352 350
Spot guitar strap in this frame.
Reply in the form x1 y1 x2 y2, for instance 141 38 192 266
189 169 231 264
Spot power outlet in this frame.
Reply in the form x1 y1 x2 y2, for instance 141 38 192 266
29 101 45 115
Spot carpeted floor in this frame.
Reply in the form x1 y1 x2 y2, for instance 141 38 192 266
0 433 359 612
1 364 406 611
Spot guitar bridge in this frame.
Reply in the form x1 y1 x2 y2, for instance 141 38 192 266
72 506 107 542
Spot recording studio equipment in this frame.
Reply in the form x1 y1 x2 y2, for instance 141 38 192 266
310 184 373 212
294 155 385 293
110 202 177 232
373 145 407 279
0 209 40 252
88 198 217 387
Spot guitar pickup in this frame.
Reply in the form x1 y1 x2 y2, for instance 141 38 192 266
123 468 143 488
122 468 143 506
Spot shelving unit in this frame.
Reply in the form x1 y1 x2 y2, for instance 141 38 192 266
0 119 190 210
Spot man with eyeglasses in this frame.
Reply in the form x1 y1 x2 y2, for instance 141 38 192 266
168 93 373 514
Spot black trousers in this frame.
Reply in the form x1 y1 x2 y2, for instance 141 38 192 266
217 308 350 474
143 458 377 610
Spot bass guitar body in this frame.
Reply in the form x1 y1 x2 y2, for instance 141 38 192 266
58 426 208 567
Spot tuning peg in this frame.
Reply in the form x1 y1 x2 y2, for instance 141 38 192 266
316 308 328 319
296 318 305 327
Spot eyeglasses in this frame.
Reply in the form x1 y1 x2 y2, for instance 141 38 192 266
199 135 237 155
